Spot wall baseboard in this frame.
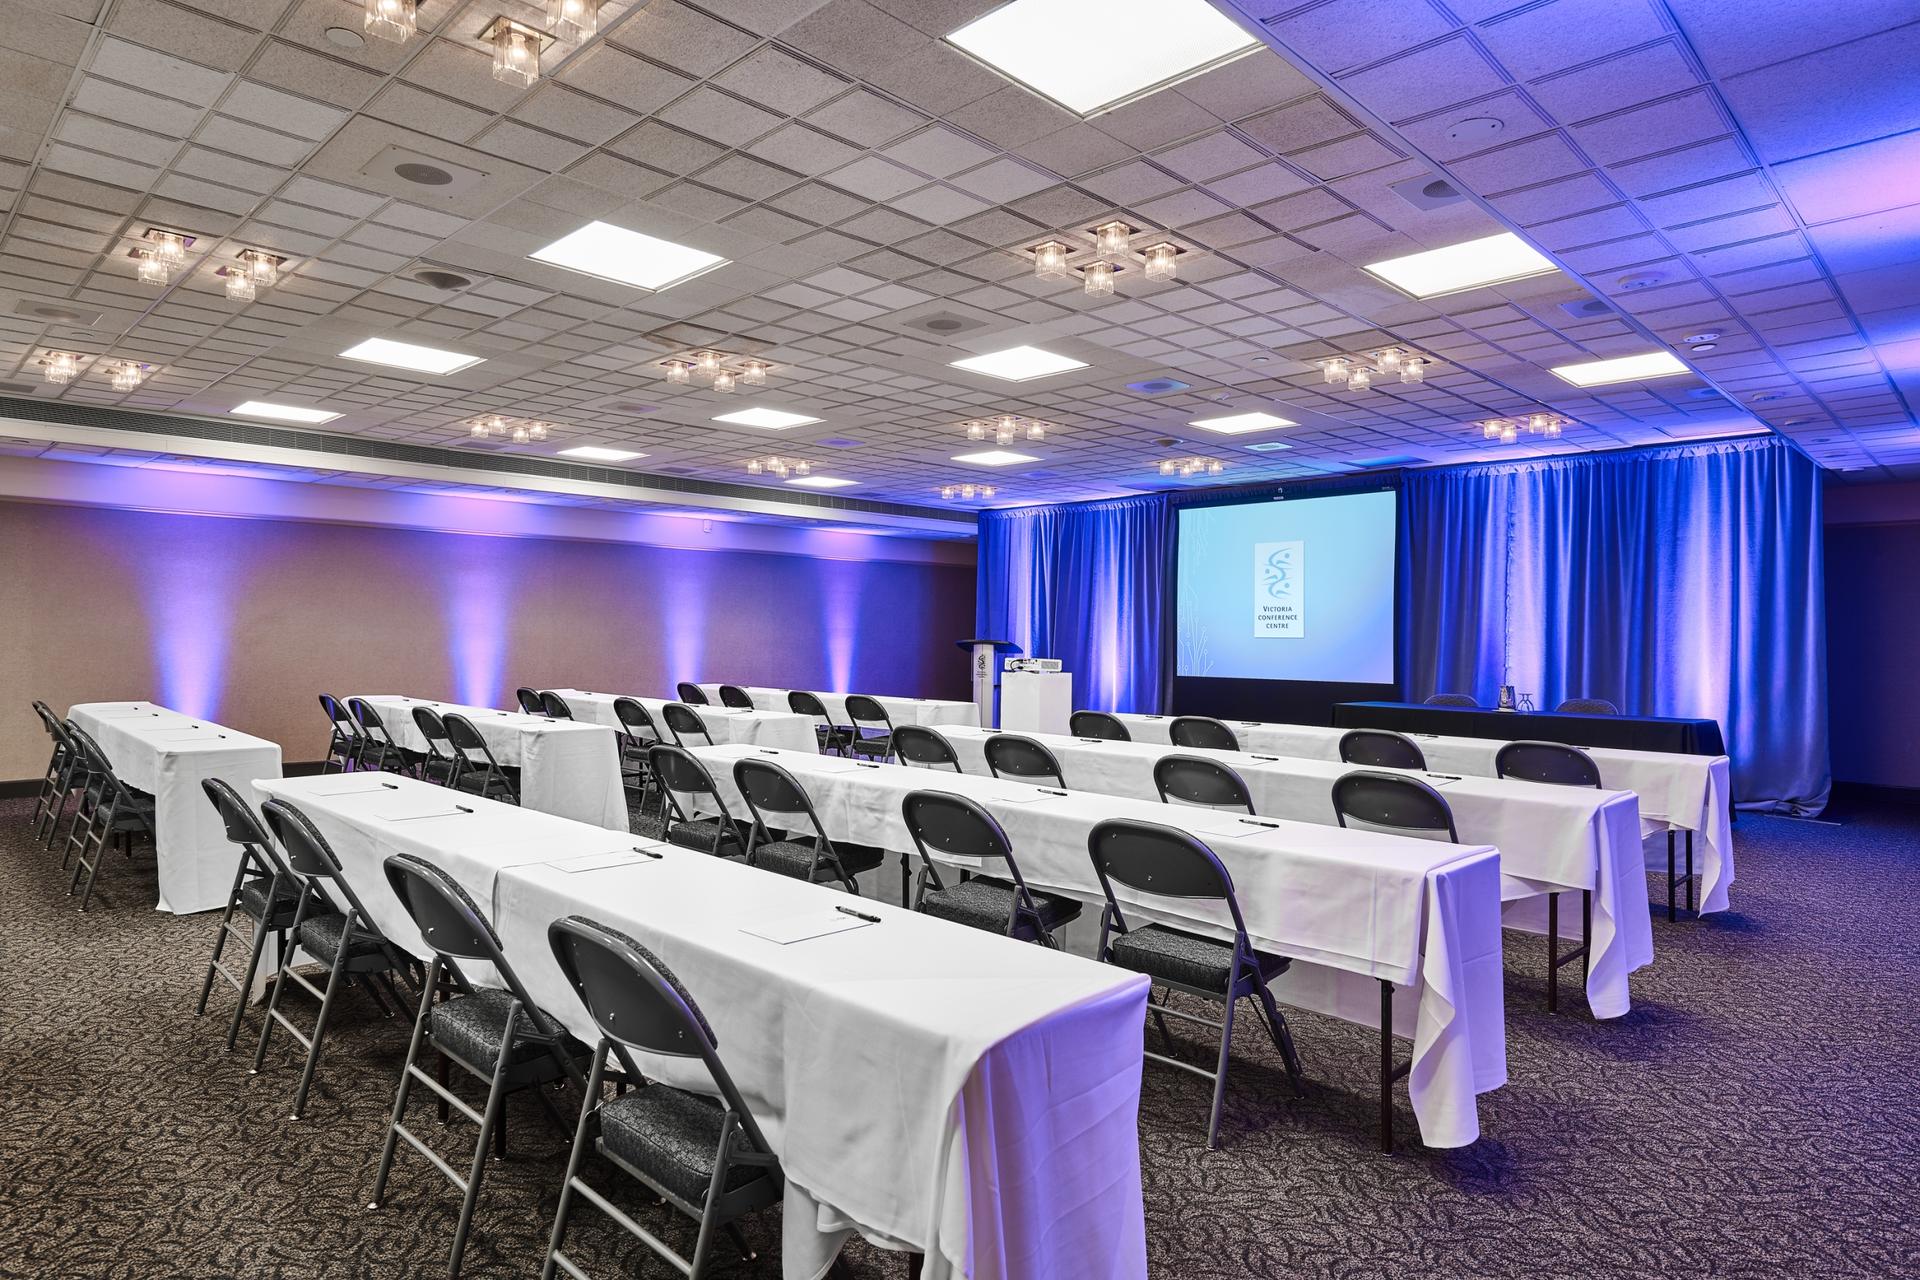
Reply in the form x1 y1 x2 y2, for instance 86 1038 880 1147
0 760 330 800
1827 780 1920 810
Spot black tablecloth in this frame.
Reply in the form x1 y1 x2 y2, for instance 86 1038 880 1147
1332 701 1727 756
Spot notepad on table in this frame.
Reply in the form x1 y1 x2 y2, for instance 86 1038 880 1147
740 909 874 945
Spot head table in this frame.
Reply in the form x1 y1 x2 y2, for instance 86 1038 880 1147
696 685 981 729
546 688 818 753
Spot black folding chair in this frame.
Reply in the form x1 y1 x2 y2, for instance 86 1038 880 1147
732 757 883 894
1069 710 1130 741
843 694 895 761
371 855 589 1278
319 693 361 773
347 697 413 775
1423 692 1478 707
516 687 547 716
253 798 414 1119
1331 770 1457 1151
904 790 1080 946
1088 818 1301 1149
1169 716 1238 751
893 724 961 772
717 684 755 709
196 778 313 1053
648 744 749 858
1339 728 1426 770
61 726 156 911
661 701 715 748
29 701 80 846
1153 754 1253 814
410 705 464 787
675 682 709 705
984 733 1065 788
542 917 781 1280
50 717 104 853
1556 697 1619 715
443 713 519 804
787 690 851 755
612 697 664 824
540 690 575 720
1496 741 1602 1013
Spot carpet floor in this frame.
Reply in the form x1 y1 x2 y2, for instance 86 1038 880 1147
0 793 1914 1279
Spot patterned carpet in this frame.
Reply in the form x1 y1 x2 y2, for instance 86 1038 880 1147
1 793 1914 1279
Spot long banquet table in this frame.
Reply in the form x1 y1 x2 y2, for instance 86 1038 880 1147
697 684 981 728
253 772 1150 1280
1334 700 1727 756
691 744 1507 1149
354 695 627 831
1120 713 1735 914
67 701 282 913
548 687 818 752
930 725 1652 1018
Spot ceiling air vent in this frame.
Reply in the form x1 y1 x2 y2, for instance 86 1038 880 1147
907 310 989 336
360 145 490 197
1127 377 1190 395
1560 297 1613 319
0 381 39 394
14 299 105 327
1389 174 1466 211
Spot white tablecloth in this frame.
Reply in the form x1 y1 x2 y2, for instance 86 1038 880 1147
1118 714 1735 913
67 702 283 914
698 685 981 729
355 695 627 831
931 727 1653 1018
693 745 1507 1148
255 773 1149 1280
550 688 818 753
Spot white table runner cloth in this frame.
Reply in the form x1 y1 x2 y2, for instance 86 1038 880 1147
255 773 1149 1280
931 726 1653 1018
550 688 818 753
1118 713 1735 913
67 702 282 914
355 696 627 831
698 685 981 729
693 744 1506 1148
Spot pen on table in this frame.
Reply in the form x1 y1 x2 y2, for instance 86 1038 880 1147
632 846 663 860
1426 774 1462 781
1236 817 1279 828
1250 754 1279 761
1035 786 1068 796
454 804 474 813
835 904 881 923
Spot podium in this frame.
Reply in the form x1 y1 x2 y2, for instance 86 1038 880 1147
1001 670 1073 736
955 638 1021 728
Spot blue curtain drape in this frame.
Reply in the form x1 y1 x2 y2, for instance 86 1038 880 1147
1404 437 1828 813
975 494 1169 713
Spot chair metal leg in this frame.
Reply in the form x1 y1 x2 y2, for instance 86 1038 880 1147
227 927 282 1051
1686 831 1695 912
1205 991 1236 1150
1253 982 1303 1095
451 1009 519 1277
542 1048 608 1280
1582 890 1592 983
1547 892 1560 1014
688 1135 731 1278
252 897 310 1075
371 970 437 1210
1147 988 1176 1056
1666 830 1676 922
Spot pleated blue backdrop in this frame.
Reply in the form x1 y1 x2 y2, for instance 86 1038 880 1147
976 437 1828 812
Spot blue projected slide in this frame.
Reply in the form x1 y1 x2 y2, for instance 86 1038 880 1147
1175 490 1397 682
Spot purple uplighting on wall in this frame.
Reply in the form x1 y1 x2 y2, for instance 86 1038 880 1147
657 559 708 687
444 553 513 709
136 513 242 720
818 558 863 693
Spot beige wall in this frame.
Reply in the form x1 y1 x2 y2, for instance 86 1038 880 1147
0 497 976 780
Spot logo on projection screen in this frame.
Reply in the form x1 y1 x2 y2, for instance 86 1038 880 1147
1253 541 1303 638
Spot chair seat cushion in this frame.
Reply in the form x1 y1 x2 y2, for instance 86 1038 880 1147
921 877 1081 936
598 1085 769 1206
238 877 301 924
1107 924 1288 993
752 839 884 882
847 734 891 756
296 912 389 966
430 989 578 1071
667 818 743 855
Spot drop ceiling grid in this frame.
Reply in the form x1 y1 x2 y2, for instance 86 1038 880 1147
0 0 1770 510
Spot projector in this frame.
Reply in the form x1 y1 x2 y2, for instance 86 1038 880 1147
1007 658 1063 673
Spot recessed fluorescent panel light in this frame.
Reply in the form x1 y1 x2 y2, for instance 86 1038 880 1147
712 408 821 430
1362 232 1558 298
1550 351 1690 387
946 0 1258 116
787 475 857 489
528 221 728 292
1190 411 1296 435
340 337 484 375
952 450 1039 467
231 400 340 424
949 345 1089 382
557 445 646 462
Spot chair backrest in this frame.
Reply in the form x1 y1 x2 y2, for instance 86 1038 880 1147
1495 740 1602 787
1556 697 1619 715
1153 754 1252 812
611 697 657 741
319 693 358 736
63 725 120 790
346 696 389 736
200 777 275 851
1330 771 1459 842
260 796 353 890
901 789 1013 868
661 701 712 746
515 687 546 716
732 758 829 843
441 712 500 769
1088 817 1240 907
411 705 451 751
893 724 961 770
717 684 755 709
647 744 735 832
984 733 1064 786
1168 715 1238 751
1339 728 1426 770
1069 710 1129 741
843 694 891 731
539 690 574 720
33 699 66 743
676 682 709 705
1424 692 1478 707
787 690 831 720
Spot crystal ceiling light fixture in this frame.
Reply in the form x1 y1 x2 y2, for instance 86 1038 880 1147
146 228 187 269
1348 365 1374 391
484 17 543 88
544 0 597 41
1094 220 1131 258
468 414 508 439
1160 455 1225 477
1033 240 1071 281
940 483 998 500
693 350 723 382
964 419 989 441
746 455 811 478
741 360 769 387
1082 260 1117 297
108 361 147 392
42 352 78 385
363 0 415 42
224 270 255 302
1322 357 1350 386
1400 356 1427 385
711 369 737 393
1142 242 1180 282
137 250 169 286
662 360 691 385
1025 420 1048 441
945 0 1259 117
994 415 1021 445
